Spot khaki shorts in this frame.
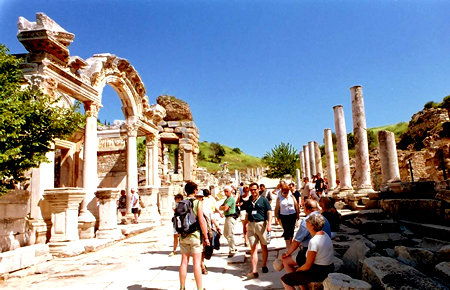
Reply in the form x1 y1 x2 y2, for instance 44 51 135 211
180 234 203 254
247 221 268 246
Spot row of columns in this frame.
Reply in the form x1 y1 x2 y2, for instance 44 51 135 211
299 85 401 194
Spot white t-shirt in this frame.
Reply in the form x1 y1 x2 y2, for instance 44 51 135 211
279 194 296 215
131 193 139 209
307 233 334 265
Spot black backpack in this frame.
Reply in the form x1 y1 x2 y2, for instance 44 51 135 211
173 198 199 235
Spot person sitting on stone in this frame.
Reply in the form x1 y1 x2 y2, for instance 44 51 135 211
281 199 331 273
280 213 334 290
319 196 341 239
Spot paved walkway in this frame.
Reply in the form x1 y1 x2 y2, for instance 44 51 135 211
1 215 294 290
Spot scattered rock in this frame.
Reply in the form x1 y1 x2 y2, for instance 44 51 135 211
323 272 372 290
394 245 436 270
156 95 193 121
342 239 371 278
435 262 450 287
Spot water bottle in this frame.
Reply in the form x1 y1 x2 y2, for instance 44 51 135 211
267 231 271 244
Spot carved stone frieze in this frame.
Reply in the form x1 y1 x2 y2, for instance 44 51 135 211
84 102 101 118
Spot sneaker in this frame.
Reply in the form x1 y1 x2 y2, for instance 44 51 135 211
168 251 176 257
246 272 259 279
262 266 268 273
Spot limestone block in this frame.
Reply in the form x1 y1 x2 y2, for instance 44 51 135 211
323 273 372 290
366 233 407 248
164 127 174 133
435 262 450 286
181 121 195 128
168 121 181 128
438 245 450 262
158 121 167 127
0 244 51 275
333 256 344 272
395 245 436 270
174 127 187 134
0 218 27 234
342 239 370 277
362 256 447 289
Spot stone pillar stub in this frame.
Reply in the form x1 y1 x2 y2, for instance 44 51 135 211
314 141 323 176
378 130 401 186
158 186 175 220
324 129 337 191
351 86 374 193
303 145 311 180
44 188 85 244
308 141 316 176
333 105 353 191
95 188 122 239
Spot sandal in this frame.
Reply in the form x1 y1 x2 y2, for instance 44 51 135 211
202 266 208 275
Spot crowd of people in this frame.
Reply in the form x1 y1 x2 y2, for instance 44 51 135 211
170 178 341 290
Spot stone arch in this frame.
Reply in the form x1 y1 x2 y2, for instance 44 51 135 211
83 53 151 121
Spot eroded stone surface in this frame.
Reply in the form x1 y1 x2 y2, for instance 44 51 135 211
362 256 447 289
323 272 372 290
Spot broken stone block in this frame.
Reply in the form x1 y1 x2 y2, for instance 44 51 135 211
333 256 343 272
323 273 372 290
362 256 447 289
435 262 450 287
438 245 450 262
366 232 408 248
395 245 436 270
342 239 370 278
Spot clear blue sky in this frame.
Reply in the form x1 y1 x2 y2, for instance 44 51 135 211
1 1 449 157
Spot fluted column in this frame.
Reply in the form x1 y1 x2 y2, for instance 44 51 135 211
308 141 316 176
126 120 139 213
333 105 353 190
303 145 311 179
314 141 323 176
324 129 337 190
378 130 401 185
145 134 161 186
351 86 373 192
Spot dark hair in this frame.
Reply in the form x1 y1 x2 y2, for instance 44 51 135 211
175 193 184 201
259 184 265 188
249 182 259 188
319 196 333 210
185 181 198 195
304 199 319 211
240 182 244 186
120 189 126 195
203 188 211 197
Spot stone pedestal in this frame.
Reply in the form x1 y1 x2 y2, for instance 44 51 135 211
95 188 122 239
159 186 175 220
26 219 48 245
138 185 162 225
44 188 86 256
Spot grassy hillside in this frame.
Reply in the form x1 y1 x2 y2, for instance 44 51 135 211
197 141 264 173
369 122 409 140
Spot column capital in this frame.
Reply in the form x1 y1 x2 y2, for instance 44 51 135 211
126 123 139 137
84 102 101 118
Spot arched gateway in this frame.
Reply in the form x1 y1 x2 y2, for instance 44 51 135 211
0 13 198 255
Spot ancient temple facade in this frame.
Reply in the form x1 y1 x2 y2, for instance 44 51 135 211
0 13 199 254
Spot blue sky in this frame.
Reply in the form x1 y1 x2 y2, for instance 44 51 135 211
1 1 449 157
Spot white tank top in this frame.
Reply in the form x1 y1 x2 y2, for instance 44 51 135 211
279 194 296 215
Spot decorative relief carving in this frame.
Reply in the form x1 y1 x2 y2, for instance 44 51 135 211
98 138 126 151
126 123 139 137
84 102 101 118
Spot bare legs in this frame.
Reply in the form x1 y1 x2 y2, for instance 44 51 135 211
179 252 202 289
242 220 248 246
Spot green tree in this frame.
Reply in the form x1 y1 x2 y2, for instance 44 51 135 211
0 44 84 194
137 138 146 167
263 142 299 178
232 147 242 154
209 142 226 163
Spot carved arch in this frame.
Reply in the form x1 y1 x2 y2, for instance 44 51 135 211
82 53 151 121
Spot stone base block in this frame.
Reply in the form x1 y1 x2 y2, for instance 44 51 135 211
95 228 123 240
323 273 372 290
48 241 85 257
0 244 52 275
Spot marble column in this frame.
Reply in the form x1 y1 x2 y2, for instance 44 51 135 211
351 86 373 193
235 169 239 186
296 169 301 190
303 145 311 179
314 141 323 176
126 120 139 213
333 105 353 190
300 151 306 182
378 130 401 185
247 168 251 179
324 129 337 191
308 141 317 176
79 102 100 239
95 189 122 239
146 134 161 186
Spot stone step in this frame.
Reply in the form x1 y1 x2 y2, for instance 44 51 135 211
399 220 450 242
